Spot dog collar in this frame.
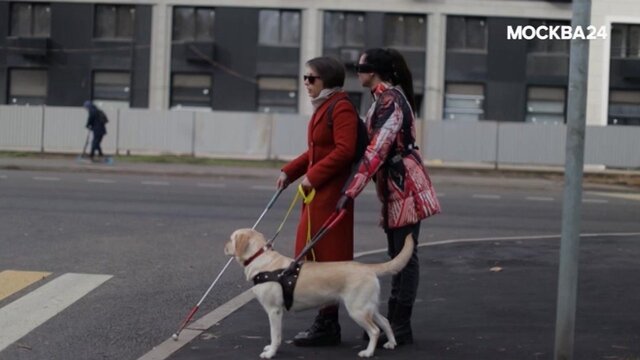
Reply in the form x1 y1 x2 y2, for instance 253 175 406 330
244 246 270 266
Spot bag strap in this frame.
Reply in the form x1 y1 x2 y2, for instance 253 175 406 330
326 97 358 128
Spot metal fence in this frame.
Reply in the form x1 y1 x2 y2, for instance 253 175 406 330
1 105 639 169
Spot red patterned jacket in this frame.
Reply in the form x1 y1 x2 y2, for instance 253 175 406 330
344 82 441 229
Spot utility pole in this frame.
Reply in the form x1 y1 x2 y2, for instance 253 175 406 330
554 0 592 359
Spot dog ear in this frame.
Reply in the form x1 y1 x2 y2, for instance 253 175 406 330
233 230 252 257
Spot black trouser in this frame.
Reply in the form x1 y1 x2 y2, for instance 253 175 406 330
90 132 104 158
385 222 420 307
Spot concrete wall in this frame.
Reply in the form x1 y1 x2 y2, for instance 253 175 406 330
2 105 639 169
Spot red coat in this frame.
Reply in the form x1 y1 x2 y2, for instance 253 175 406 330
282 92 357 262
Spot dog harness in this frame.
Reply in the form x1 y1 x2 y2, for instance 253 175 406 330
252 263 302 311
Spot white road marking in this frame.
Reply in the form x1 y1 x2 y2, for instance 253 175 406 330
141 181 170 186
33 177 60 181
472 194 501 199
589 192 640 202
0 273 112 352
87 179 115 184
526 196 555 202
143 230 640 360
197 183 226 188
583 199 608 204
137 289 254 360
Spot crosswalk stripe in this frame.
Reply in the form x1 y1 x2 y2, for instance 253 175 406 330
0 273 112 352
0 270 51 301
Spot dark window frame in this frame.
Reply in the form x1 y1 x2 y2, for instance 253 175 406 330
525 85 567 124
384 13 427 49
7 67 48 105
256 76 298 114
258 9 301 47
443 82 486 121
92 70 131 103
323 11 366 48
94 4 136 40
610 23 640 59
608 89 640 125
446 16 487 53
9 2 51 37
170 72 213 108
172 6 216 42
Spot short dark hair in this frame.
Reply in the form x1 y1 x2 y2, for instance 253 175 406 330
306 56 345 88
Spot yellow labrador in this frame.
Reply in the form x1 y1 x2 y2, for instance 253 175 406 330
224 228 415 358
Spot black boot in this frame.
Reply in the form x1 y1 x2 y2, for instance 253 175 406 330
293 309 341 347
363 298 396 341
389 303 414 345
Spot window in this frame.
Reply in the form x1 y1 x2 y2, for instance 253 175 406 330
258 10 300 46
173 7 215 42
608 90 640 125
611 24 640 58
447 16 487 51
528 20 569 54
443 83 485 121
324 12 365 48
384 14 426 48
526 87 566 124
170 73 212 108
93 71 130 103
8 69 48 105
257 77 297 113
95 5 135 39
10 3 51 37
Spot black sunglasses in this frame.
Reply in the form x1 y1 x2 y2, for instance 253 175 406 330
303 75 321 84
355 63 375 73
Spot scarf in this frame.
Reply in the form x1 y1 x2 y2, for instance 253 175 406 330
311 87 342 111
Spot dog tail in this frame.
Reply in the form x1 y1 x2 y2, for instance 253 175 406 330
369 234 414 276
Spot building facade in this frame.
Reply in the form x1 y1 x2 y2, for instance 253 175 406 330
1 0 639 125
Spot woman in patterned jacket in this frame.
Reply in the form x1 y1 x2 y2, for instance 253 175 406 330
341 48 441 345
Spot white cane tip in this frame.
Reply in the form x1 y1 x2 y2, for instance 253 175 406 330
172 333 179 341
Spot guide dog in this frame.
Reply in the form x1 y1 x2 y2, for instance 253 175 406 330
224 228 415 358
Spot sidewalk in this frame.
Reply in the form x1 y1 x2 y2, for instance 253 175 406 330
1 155 638 191
163 235 640 360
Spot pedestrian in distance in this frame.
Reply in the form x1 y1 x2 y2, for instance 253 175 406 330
339 48 441 346
83 101 108 162
275 56 359 347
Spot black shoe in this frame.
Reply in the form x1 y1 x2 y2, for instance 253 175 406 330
293 314 341 347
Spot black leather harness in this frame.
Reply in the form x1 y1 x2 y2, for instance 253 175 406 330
252 263 302 311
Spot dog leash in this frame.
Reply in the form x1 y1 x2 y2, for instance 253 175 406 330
172 187 284 341
298 184 317 261
264 184 314 248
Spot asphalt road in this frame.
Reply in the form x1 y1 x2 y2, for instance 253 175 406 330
0 169 638 360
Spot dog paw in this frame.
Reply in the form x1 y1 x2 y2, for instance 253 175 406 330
358 349 374 358
383 341 397 350
260 346 276 359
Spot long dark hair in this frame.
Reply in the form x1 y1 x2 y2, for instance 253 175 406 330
362 48 416 111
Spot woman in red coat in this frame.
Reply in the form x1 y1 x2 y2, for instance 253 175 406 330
276 56 358 347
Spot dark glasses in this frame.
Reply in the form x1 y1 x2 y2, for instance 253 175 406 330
303 75 321 84
355 63 375 73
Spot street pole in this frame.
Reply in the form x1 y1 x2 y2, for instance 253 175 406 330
554 0 591 359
